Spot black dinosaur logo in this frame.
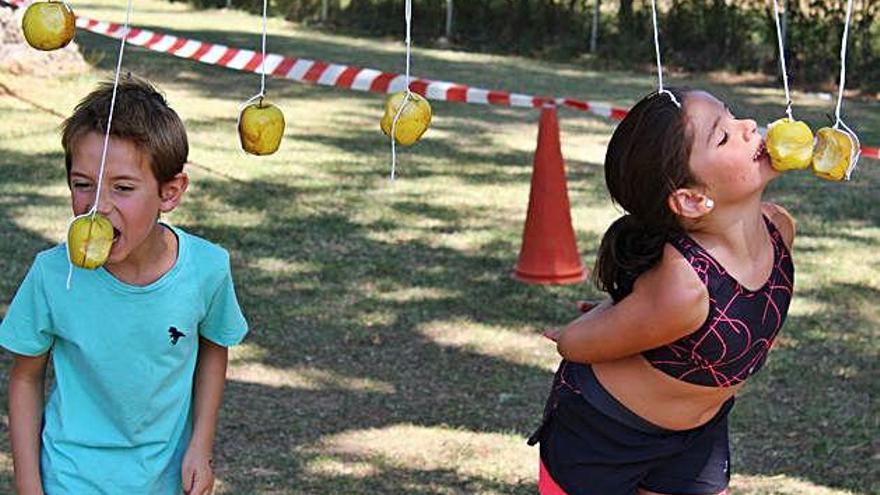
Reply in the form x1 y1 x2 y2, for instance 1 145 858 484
168 326 186 345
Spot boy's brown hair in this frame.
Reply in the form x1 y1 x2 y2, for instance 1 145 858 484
61 74 188 185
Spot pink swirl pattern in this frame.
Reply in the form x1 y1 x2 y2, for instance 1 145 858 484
642 216 794 387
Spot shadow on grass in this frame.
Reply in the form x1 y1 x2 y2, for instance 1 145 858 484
2 25 879 491
1 127 875 491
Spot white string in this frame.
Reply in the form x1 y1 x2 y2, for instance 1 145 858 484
237 0 270 153
771 0 793 120
259 0 268 97
835 0 860 180
389 0 413 181
834 0 853 127
649 0 679 108
67 0 134 289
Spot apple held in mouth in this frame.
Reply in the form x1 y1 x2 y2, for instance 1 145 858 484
67 213 113 269
380 91 432 146
765 118 814 172
21 0 76 51
812 127 857 181
238 99 285 156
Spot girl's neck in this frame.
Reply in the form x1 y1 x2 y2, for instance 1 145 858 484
686 198 768 257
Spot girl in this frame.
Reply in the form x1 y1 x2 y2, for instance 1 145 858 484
529 88 796 495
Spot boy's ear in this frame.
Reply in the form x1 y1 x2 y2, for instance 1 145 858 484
668 187 713 219
159 172 189 213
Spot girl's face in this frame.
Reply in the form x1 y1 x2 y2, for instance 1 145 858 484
684 91 777 205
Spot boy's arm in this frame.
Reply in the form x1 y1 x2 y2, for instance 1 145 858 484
182 337 228 494
9 353 48 495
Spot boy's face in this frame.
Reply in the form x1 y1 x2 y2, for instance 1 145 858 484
68 132 185 266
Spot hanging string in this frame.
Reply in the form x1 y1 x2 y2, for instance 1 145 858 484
834 0 853 127
236 0 270 147
649 0 679 108
67 0 134 289
834 0 860 180
771 0 793 120
389 0 413 181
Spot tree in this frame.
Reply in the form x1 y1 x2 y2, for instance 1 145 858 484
445 0 453 40
590 0 600 53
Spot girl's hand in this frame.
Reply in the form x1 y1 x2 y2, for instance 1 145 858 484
181 446 215 495
576 300 599 313
543 327 564 342
544 300 604 342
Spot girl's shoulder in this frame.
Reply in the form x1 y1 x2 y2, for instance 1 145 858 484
761 202 796 249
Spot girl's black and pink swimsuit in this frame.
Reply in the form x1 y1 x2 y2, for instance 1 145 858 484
642 215 795 387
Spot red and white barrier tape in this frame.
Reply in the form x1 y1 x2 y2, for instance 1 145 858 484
4 0 879 160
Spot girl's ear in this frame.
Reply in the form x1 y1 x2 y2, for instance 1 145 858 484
159 172 189 213
668 188 713 219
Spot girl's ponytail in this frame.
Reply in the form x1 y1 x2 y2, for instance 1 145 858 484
593 88 695 301
594 215 674 302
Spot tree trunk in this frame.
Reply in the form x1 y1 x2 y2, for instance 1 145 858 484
590 0 600 52
446 0 454 39
321 0 329 22
619 0 632 27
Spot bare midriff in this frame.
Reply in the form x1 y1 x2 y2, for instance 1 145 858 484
593 354 744 431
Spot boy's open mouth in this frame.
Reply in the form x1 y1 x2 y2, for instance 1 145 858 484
112 227 120 243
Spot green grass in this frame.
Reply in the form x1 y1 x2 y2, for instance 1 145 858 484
0 0 878 493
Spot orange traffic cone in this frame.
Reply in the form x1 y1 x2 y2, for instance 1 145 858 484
513 105 586 285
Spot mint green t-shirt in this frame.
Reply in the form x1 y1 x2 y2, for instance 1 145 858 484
0 225 248 494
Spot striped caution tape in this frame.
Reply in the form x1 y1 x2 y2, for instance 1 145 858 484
4 0 879 160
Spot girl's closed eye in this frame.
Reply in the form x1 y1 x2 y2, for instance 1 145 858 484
114 184 135 192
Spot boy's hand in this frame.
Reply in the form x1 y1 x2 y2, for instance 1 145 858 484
182 446 214 495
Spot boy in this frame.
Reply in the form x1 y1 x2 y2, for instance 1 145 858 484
1 75 248 494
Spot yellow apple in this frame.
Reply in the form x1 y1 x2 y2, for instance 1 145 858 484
765 118 814 172
380 91 432 146
812 127 855 181
238 99 285 156
67 213 113 269
21 1 76 51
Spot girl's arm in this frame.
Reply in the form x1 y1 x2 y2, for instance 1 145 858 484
557 244 709 363
182 337 228 495
9 353 49 495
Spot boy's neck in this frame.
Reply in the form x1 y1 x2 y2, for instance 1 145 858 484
105 223 179 286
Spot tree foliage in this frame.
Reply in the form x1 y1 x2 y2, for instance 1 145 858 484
175 0 879 92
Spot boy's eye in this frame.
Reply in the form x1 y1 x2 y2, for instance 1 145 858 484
72 182 92 189
718 130 729 146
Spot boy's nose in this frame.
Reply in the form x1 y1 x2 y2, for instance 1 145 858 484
95 195 113 215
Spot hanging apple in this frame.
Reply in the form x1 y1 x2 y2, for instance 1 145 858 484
380 91 432 146
21 0 76 51
765 117 814 172
67 213 113 269
238 98 285 156
812 127 856 181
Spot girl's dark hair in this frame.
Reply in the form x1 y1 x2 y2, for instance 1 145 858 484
594 88 697 302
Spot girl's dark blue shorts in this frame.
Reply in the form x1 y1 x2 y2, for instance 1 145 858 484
528 362 734 495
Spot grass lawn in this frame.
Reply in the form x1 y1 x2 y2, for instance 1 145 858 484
0 0 877 493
